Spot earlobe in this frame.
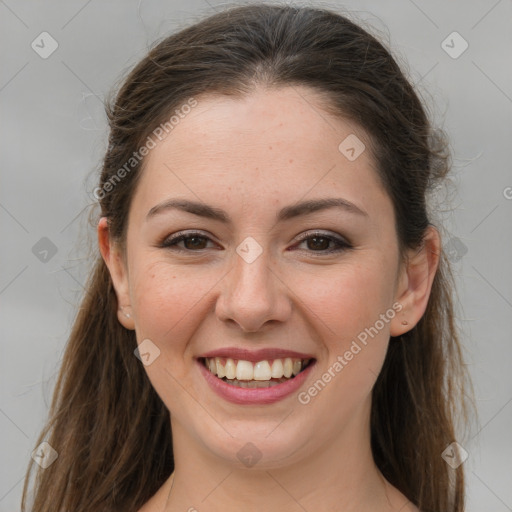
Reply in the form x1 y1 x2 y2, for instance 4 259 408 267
390 226 441 337
97 217 135 330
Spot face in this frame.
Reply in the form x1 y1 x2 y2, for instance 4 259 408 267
100 85 437 471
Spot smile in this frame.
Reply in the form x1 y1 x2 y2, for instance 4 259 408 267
197 354 316 405
201 357 313 388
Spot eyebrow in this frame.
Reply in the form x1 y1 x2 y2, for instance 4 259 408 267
146 197 368 223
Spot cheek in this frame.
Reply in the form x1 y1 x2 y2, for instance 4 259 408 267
290 255 398 402
291 261 397 426
294 258 397 341
128 259 222 407
131 252 397 352
129 258 220 353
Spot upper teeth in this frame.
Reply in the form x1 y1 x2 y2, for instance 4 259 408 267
204 357 310 381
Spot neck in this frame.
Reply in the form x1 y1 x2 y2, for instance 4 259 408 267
163 399 403 512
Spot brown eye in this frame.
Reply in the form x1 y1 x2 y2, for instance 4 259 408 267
294 231 351 255
181 235 209 250
161 231 216 251
306 236 331 251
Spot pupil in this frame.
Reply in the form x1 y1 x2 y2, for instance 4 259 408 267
309 237 329 250
186 236 206 249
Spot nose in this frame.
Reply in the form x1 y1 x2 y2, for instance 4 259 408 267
215 244 292 333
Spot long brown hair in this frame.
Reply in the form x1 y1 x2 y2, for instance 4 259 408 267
22 4 474 511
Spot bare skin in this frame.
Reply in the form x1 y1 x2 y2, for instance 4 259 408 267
99 85 437 512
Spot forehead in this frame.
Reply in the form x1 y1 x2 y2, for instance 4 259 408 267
149 86 371 168
132 85 391 223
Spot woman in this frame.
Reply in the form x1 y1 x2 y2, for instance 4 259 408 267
22 4 474 511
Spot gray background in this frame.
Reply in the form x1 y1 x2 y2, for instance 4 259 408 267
1 0 511 510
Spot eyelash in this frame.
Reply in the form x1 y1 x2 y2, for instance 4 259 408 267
160 230 352 255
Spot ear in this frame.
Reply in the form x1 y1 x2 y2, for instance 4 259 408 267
390 226 441 336
97 217 135 330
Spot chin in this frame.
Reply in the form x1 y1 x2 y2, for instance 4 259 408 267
192 418 314 470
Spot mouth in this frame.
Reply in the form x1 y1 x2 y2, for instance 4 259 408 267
199 356 315 388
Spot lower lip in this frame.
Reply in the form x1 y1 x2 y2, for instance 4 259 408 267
197 359 316 405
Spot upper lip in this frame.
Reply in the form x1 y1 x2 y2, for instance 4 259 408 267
198 347 315 362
